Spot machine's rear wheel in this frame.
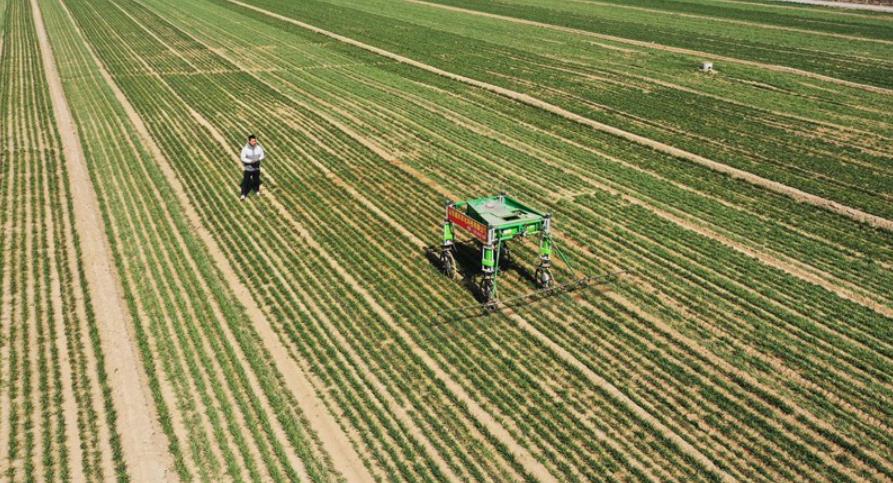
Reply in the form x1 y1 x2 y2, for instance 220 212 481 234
480 277 495 301
535 266 552 289
441 250 456 279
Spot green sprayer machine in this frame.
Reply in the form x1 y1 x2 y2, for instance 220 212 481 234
438 194 623 315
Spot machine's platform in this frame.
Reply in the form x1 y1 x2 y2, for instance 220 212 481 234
447 195 549 244
466 196 543 228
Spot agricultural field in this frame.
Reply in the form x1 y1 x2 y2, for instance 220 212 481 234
1 0 892 480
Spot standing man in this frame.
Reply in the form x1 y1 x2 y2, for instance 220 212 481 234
240 134 265 200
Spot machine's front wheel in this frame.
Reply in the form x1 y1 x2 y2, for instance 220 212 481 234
480 277 495 301
535 266 553 289
441 250 456 279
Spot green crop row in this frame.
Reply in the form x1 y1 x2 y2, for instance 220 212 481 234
193 0 893 297
111 1 795 480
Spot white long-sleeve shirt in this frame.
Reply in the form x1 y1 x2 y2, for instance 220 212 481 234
240 143 265 172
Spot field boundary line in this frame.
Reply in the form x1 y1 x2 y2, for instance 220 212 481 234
222 0 893 234
404 0 893 95
67 2 374 480
30 0 175 479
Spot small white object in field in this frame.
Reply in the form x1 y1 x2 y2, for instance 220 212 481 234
700 61 714 73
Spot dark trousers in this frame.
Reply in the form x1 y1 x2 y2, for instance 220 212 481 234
240 169 261 196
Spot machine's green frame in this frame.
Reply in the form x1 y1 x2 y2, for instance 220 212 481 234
440 194 554 303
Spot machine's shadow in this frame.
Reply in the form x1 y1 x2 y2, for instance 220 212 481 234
425 241 538 304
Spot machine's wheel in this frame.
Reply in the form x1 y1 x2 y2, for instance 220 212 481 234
441 250 456 279
535 266 553 289
480 277 495 301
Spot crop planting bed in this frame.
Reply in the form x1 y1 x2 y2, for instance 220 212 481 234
2 0 892 480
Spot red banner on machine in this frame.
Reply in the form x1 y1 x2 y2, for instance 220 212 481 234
448 206 489 242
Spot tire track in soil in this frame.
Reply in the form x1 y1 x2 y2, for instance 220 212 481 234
57 147 117 480
183 79 520 483
333 70 893 343
415 88 893 320
579 205 893 405
188 103 481 481
106 134 234 480
52 1 254 478
542 233 882 479
534 301 787 481
106 1 892 480
223 0 893 234
30 0 175 479
498 309 734 481
446 83 884 262
108 88 309 481
222 54 730 480
322 64 893 356
404 0 893 96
